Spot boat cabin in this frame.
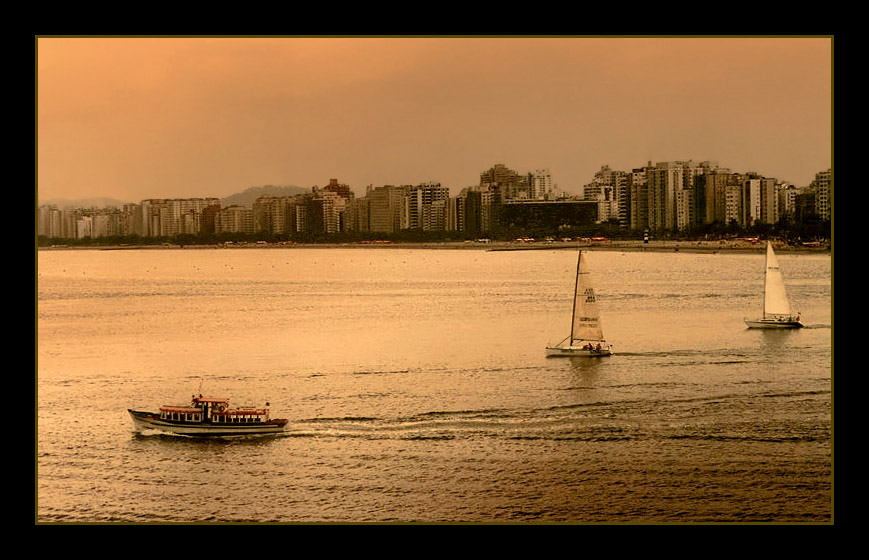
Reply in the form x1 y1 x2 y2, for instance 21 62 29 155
158 405 204 423
158 395 271 424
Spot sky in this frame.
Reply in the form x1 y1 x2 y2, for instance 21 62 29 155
37 36 832 203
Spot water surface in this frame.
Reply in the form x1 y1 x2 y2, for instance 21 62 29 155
37 247 832 522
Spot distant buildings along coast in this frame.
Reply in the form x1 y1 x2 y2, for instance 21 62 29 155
37 163 831 241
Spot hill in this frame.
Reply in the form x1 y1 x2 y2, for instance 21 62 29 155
38 197 132 209
221 185 309 207
38 185 310 210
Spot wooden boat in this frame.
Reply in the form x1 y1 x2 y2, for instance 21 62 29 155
128 395 288 436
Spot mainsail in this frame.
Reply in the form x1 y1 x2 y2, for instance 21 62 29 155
570 251 605 343
762 242 793 318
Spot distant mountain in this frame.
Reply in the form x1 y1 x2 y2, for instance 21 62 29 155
38 185 310 210
38 197 132 209
221 185 309 207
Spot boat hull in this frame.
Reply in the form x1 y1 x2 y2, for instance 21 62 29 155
545 345 612 357
128 409 287 436
744 318 804 329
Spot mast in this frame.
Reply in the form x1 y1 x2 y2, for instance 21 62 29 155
569 250 582 345
762 242 769 319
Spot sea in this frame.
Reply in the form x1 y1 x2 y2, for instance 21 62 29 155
36 246 832 523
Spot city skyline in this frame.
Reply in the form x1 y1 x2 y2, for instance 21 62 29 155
37 36 833 203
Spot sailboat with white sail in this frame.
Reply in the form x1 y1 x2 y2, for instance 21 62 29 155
744 241 803 329
546 250 613 357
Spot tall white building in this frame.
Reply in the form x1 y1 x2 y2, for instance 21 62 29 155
401 182 450 230
531 169 552 200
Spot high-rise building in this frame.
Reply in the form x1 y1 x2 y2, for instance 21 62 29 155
724 184 742 226
628 166 650 231
138 198 219 237
324 178 354 201
759 177 779 226
645 160 720 231
344 195 370 232
402 182 450 230
811 168 831 221
215 205 254 234
742 178 763 227
253 196 289 235
481 163 533 201
318 190 345 234
778 184 799 222
531 169 553 200
675 189 694 231
694 171 731 225
367 185 407 233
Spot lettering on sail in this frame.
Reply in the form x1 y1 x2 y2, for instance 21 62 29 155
583 288 596 303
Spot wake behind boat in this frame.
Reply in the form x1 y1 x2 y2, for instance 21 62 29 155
128 395 288 436
546 249 613 357
744 241 803 329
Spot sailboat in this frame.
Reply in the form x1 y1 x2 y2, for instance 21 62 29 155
744 241 803 329
546 250 613 357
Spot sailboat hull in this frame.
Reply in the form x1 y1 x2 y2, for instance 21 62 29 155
545 345 612 357
744 318 804 329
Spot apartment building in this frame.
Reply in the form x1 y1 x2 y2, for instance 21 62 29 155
628 166 650 232
215 205 254 234
37 162 830 242
140 198 220 237
812 168 831 221
531 169 553 200
401 182 450 231
367 185 406 233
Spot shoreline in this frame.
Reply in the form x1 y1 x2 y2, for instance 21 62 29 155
37 240 831 254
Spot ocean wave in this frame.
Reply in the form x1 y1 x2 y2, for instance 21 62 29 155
665 433 827 443
297 416 379 423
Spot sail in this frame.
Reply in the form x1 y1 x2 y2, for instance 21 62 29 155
570 251 605 342
763 242 793 317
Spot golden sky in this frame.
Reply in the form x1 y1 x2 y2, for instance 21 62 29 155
37 36 832 203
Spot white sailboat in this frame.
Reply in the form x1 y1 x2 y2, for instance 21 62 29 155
744 241 803 329
546 250 613 357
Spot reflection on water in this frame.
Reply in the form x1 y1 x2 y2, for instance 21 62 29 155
566 356 607 381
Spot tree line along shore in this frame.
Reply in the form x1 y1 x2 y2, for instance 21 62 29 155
37 238 830 254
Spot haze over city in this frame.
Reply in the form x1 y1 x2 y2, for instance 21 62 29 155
37 36 832 204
